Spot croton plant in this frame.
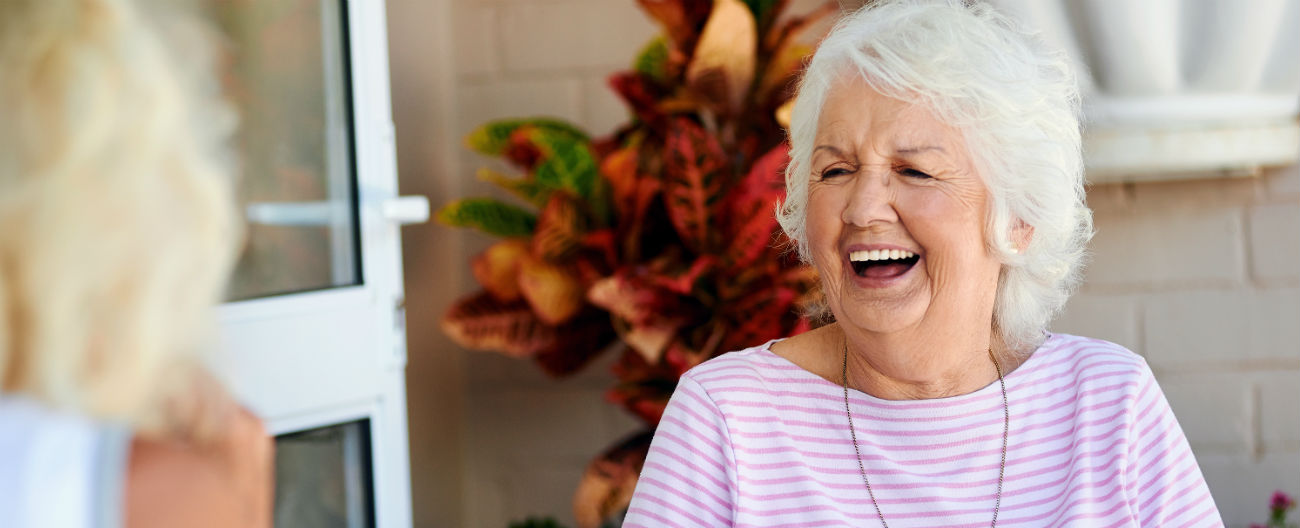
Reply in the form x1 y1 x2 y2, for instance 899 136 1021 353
438 0 836 525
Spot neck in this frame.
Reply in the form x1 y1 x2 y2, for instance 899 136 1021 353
838 323 1010 400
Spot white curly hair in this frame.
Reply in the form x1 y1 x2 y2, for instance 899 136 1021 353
0 0 240 426
776 0 1093 352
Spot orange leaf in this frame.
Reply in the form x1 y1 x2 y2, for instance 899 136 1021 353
531 192 587 261
623 321 678 364
440 291 556 357
471 239 529 301
518 254 585 325
686 0 757 113
572 431 654 528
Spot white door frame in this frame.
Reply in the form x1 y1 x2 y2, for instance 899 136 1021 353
212 1 413 526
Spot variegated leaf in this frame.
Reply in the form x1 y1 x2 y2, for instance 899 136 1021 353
471 239 529 302
517 254 586 325
440 291 556 357
572 431 654 528
662 117 728 253
531 192 587 262
686 0 757 113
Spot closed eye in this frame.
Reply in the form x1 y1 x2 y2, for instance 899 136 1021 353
899 167 931 179
819 167 852 180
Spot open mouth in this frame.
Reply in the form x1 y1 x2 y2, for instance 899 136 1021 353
849 249 920 279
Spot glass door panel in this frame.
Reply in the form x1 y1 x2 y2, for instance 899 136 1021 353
207 0 360 301
275 420 375 528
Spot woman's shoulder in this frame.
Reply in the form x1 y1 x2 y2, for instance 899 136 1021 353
679 340 808 396
1027 333 1156 387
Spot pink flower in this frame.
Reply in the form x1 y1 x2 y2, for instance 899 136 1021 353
1250 524 1267 528
1271 490 1296 512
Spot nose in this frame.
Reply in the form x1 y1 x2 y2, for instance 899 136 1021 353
841 168 898 228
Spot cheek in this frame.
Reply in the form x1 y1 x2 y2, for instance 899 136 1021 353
896 190 988 256
804 188 842 243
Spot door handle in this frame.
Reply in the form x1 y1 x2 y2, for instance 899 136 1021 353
380 195 430 225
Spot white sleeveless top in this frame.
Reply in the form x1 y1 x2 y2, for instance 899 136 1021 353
0 396 129 528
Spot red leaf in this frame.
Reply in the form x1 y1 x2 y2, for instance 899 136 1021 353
635 0 712 56
533 312 617 377
724 143 789 225
503 127 543 169
440 291 556 357
663 117 728 253
602 145 656 230
718 286 799 353
608 72 666 126
717 144 790 271
607 349 676 425
587 273 679 327
648 255 716 295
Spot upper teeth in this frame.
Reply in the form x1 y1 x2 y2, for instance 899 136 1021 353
849 249 915 262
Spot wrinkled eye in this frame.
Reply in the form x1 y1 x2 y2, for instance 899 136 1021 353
819 167 851 180
900 168 932 179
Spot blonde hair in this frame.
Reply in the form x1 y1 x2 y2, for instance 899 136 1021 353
776 0 1092 352
0 0 240 426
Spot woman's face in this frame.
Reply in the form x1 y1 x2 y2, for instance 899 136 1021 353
805 77 1002 340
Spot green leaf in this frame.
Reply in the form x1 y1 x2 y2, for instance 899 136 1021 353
476 168 549 208
633 35 671 83
436 198 537 237
528 128 599 202
464 118 590 156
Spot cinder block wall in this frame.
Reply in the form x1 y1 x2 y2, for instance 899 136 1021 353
1055 167 1300 526
391 1 1300 526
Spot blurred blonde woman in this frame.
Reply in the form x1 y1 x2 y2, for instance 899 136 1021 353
0 1 271 527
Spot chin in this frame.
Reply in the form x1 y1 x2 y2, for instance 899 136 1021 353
828 277 931 336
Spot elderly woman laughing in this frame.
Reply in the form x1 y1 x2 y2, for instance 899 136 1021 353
622 1 1223 527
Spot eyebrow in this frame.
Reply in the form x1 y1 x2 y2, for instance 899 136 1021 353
896 145 946 155
812 144 946 158
813 145 846 157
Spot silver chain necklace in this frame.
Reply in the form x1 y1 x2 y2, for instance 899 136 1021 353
841 344 1010 528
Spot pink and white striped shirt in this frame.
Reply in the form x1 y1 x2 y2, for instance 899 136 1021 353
624 333 1222 527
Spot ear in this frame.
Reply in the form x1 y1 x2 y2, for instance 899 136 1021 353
1011 219 1034 253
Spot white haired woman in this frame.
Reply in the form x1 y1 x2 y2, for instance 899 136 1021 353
623 1 1222 526
0 1 270 527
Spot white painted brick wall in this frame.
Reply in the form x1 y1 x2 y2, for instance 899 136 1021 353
1143 288 1300 367
1249 203 1300 282
1259 373 1300 452
1052 294 1141 351
497 2 654 73
1160 374 1255 453
1087 204 1246 288
1058 167 1300 528
405 2 1300 526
